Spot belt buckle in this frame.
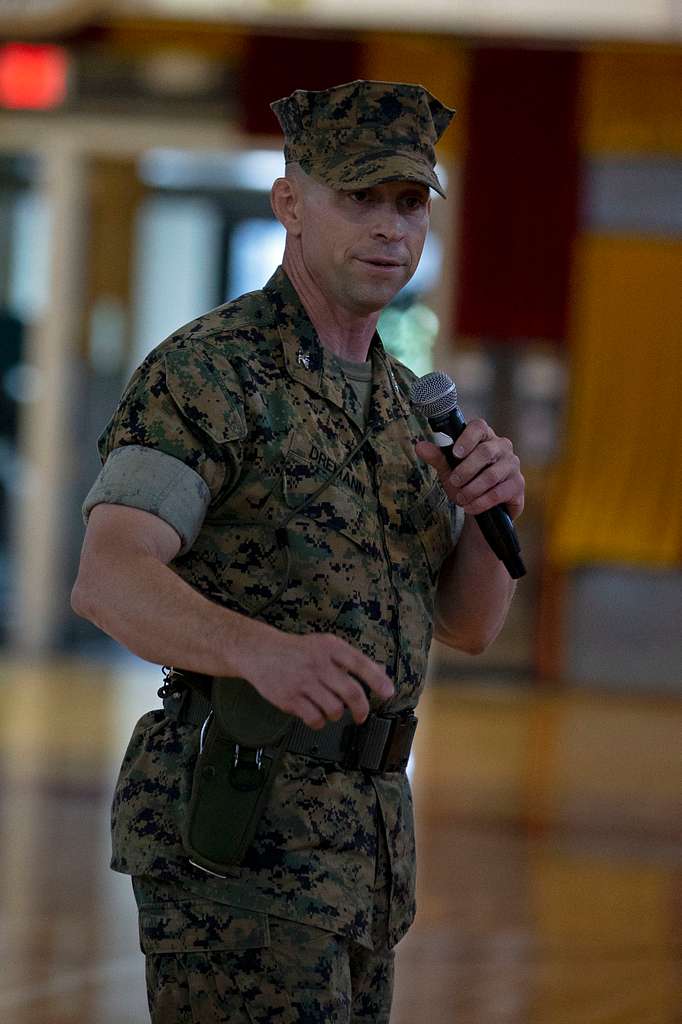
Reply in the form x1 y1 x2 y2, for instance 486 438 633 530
382 713 417 772
355 711 418 773
355 715 395 773
335 710 418 773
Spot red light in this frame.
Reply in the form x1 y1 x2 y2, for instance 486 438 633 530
0 43 69 111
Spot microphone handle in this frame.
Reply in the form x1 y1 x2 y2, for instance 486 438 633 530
429 409 526 580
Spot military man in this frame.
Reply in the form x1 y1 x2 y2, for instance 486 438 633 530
72 80 524 1023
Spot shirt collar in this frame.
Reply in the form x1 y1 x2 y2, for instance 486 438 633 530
263 266 412 433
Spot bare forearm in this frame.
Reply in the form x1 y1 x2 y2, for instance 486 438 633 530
434 516 516 654
72 505 393 729
72 548 275 676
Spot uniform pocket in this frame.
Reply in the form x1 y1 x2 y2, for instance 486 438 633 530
139 897 297 1023
164 351 247 446
281 450 379 558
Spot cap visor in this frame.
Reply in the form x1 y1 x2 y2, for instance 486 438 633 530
318 151 447 198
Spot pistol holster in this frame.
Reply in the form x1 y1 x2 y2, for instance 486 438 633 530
183 677 292 875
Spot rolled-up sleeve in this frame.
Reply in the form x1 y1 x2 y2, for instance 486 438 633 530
82 445 211 556
82 342 246 556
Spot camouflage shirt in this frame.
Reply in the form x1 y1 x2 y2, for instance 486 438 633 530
92 267 461 949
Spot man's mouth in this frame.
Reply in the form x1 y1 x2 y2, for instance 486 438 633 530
358 257 406 269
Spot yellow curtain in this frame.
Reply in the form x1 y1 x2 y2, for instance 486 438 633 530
548 235 682 568
581 49 682 157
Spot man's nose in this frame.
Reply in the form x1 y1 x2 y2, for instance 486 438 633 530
370 203 406 241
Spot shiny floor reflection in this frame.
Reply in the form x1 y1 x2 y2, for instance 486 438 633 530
0 656 679 1023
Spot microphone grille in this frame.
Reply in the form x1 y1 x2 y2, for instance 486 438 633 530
409 370 458 418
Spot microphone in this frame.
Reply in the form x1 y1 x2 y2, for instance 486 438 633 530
410 370 526 580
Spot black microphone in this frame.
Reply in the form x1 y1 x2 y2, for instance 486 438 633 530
410 370 526 580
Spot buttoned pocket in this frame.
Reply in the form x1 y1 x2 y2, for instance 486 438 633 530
281 451 378 555
138 899 297 1023
268 447 383 635
164 351 247 446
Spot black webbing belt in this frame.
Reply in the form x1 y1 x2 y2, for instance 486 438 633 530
163 688 417 774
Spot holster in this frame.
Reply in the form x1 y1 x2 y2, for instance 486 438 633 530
182 677 292 875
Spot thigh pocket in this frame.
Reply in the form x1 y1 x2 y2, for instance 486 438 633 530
139 899 297 1023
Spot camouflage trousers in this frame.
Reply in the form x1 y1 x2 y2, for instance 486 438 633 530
132 838 395 1023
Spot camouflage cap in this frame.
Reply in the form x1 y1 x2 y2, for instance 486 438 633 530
270 79 455 198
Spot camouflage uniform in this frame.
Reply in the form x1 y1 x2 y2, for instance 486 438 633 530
83 81 458 1022
132 818 394 1022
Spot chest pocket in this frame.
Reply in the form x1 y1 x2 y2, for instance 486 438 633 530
280 451 380 558
262 446 382 634
165 350 247 445
407 481 455 582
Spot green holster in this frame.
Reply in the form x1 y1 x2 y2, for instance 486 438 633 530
182 677 293 875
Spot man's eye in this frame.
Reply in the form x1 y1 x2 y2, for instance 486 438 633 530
349 191 370 203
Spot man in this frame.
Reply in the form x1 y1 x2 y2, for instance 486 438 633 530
72 80 524 1023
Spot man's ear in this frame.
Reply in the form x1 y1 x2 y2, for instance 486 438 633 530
270 177 302 237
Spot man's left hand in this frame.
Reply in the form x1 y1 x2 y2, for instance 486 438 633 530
416 419 525 521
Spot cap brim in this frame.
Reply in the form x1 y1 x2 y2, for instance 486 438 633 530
314 151 447 198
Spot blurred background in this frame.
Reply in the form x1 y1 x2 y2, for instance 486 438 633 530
0 1 680 1022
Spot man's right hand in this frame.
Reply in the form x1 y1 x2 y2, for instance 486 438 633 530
243 632 394 730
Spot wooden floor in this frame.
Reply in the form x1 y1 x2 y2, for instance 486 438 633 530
0 655 680 1023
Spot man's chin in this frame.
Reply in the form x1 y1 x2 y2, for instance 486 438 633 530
351 281 405 315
